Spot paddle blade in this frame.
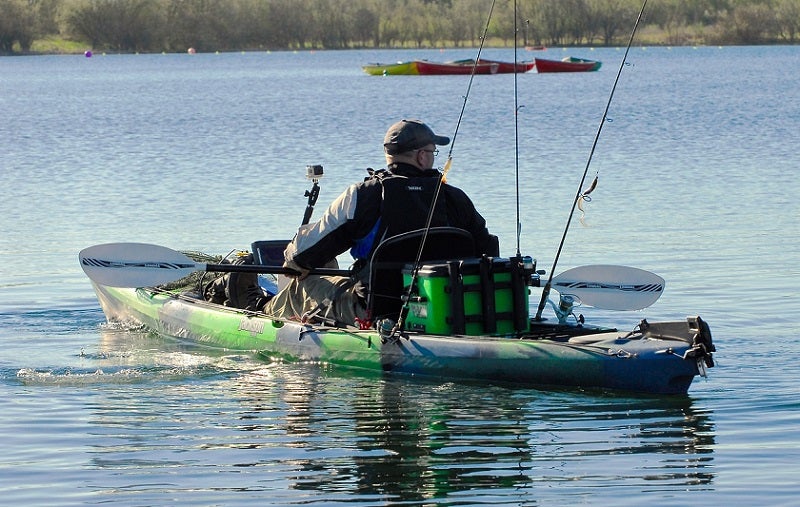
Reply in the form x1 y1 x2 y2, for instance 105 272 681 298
79 243 203 288
551 264 665 311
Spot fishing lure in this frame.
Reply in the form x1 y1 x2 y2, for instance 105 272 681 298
578 175 598 225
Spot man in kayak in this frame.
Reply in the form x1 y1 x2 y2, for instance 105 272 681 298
261 119 498 326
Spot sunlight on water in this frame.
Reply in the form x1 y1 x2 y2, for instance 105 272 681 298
2 46 799 505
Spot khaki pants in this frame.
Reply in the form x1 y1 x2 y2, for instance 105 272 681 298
261 275 367 326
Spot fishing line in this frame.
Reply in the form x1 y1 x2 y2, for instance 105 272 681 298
513 0 522 256
392 0 498 333
443 0 497 172
534 0 649 321
577 174 598 225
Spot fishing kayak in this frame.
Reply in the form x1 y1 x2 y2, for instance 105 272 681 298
83 243 715 395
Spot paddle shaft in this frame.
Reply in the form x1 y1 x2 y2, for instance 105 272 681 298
204 263 350 277
80 243 664 310
79 242 355 287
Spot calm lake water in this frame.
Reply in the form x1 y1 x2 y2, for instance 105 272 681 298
2 45 799 505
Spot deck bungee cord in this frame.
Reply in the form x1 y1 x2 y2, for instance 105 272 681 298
534 0 650 321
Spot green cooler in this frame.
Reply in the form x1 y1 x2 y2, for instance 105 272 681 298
403 257 530 336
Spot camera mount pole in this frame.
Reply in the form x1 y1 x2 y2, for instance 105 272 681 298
302 165 324 225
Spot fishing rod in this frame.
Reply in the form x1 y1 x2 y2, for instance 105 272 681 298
534 0 649 321
391 0 498 334
513 1 522 257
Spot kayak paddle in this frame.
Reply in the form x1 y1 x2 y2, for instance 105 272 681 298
80 243 665 311
550 264 665 311
79 242 350 288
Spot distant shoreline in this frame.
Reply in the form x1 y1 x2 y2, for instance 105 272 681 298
5 41 796 58
4 31 798 58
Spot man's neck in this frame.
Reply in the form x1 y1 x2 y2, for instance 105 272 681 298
388 162 439 177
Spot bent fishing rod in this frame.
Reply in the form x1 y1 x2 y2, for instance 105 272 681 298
534 0 649 321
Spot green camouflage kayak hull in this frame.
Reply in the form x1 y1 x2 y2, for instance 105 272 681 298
91 283 714 395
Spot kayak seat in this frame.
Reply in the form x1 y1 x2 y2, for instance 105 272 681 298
366 227 476 320
250 240 292 297
251 240 291 265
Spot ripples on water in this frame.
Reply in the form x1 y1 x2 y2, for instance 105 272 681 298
1 309 719 506
2 46 799 505
6 359 717 505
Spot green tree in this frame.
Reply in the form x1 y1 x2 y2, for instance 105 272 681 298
718 1 778 43
487 0 516 46
266 0 313 49
163 0 234 52
0 0 38 53
775 0 800 42
231 0 271 49
311 0 356 48
32 0 62 35
449 0 490 47
68 0 162 51
648 0 693 45
422 1 449 47
536 0 572 46
590 0 640 46
352 5 379 47
9 0 800 54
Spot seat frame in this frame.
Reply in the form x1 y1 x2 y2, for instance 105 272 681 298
366 227 476 320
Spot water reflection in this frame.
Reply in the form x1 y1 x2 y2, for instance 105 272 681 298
522 394 715 491
226 368 716 503
82 336 715 504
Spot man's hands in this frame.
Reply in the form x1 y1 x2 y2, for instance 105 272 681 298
283 259 311 280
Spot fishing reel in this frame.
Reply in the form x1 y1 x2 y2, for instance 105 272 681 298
547 294 584 325
519 256 544 287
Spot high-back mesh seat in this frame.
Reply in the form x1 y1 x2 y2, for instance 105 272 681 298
366 227 476 319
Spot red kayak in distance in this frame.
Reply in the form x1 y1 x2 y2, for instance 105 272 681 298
535 56 602 73
416 59 499 75
362 59 535 76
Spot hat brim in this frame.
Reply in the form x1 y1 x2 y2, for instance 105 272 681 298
432 134 450 146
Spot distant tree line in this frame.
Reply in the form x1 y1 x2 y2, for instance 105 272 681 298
2 0 799 55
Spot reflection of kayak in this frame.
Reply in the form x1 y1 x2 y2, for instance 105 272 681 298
81 241 715 395
535 56 602 72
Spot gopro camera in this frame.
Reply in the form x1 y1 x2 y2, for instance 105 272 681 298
306 165 324 180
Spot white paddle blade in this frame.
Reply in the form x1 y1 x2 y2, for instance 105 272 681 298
79 243 203 288
552 264 665 311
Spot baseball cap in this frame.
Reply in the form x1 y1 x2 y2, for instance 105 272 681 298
383 119 450 155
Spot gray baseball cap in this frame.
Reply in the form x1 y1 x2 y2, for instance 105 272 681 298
383 119 450 155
